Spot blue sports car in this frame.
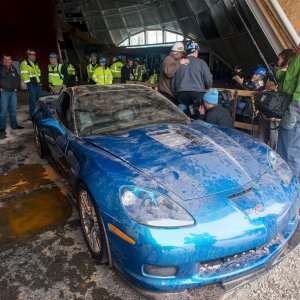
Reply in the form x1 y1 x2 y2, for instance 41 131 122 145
32 84 300 298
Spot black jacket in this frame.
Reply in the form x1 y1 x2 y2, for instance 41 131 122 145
0 62 20 91
121 65 133 83
203 105 233 128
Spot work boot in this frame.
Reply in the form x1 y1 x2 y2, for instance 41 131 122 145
0 128 6 138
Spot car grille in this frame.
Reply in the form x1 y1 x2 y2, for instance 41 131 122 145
198 233 285 276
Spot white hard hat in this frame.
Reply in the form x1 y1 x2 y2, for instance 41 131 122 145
171 42 185 52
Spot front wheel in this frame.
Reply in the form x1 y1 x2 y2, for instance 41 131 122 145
34 124 46 158
78 184 108 263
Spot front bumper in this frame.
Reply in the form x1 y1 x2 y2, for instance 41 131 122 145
125 218 300 299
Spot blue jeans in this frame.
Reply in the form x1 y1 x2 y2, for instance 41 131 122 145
0 91 18 129
27 83 42 118
277 122 300 179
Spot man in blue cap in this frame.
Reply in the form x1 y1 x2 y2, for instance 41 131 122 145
87 52 99 84
47 53 68 94
233 67 267 91
92 57 113 84
198 88 232 128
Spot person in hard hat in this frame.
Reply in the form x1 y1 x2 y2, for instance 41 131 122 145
159 41 190 105
171 41 213 117
110 55 124 83
20 49 42 119
47 53 68 94
133 57 146 82
87 52 99 84
65 60 79 87
233 67 267 126
233 67 267 91
92 57 113 85
121 58 134 83
198 89 232 128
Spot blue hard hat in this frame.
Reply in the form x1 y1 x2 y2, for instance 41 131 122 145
49 53 58 59
255 67 267 77
186 41 199 52
90 52 97 57
99 56 107 63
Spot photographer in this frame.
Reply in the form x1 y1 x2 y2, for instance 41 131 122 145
277 47 300 179
233 67 266 91
258 49 296 150
232 67 267 126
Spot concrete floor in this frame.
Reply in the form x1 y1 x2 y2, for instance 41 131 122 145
0 102 300 300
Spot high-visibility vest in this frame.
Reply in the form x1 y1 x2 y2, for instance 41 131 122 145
110 61 124 79
149 70 158 83
20 60 41 84
87 63 99 80
67 64 76 76
92 67 113 84
48 63 64 86
134 64 146 81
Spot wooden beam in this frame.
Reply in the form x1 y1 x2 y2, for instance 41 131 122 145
58 19 102 45
255 0 298 50
234 121 259 132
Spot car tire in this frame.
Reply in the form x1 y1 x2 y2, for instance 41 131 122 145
78 183 109 263
34 124 46 158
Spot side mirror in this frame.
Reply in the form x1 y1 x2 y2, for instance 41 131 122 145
39 119 65 135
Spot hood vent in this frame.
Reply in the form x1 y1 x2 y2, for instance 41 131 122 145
148 129 201 149
227 188 252 200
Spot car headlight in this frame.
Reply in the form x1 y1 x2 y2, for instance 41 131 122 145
268 150 293 186
120 186 195 228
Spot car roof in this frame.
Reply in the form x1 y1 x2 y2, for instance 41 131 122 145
68 84 152 97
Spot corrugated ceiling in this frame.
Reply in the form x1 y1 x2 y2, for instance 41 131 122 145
56 0 277 69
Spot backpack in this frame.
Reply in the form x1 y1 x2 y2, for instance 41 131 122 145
218 89 234 114
255 90 292 118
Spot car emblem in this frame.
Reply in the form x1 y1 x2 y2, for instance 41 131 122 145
246 204 263 214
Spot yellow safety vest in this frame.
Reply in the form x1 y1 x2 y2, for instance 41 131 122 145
149 70 158 83
134 64 146 81
20 60 41 84
110 61 124 79
48 64 64 86
87 63 99 80
92 67 113 84
67 64 76 76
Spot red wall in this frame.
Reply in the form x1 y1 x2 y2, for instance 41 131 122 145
0 0 59 88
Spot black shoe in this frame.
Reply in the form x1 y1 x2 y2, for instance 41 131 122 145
0 129 6 137
14 125 24 129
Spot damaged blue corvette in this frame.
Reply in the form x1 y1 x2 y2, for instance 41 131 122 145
32 84 300 298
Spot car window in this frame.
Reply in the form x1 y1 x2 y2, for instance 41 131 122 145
56 92 72 130
74 89 190 136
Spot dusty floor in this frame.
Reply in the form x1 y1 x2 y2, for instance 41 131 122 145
0 104 300 300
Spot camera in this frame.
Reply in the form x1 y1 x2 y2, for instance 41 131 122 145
231 66 244 78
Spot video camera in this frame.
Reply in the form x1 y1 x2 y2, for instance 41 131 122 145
231 66 244 78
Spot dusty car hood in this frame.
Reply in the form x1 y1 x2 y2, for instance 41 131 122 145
85 123 267 200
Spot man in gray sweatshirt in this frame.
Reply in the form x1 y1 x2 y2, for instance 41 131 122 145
171 41 213 118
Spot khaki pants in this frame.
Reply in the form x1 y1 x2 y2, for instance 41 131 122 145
49 84 64 95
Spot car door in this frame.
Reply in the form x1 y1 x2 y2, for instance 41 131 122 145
44 91 74 175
